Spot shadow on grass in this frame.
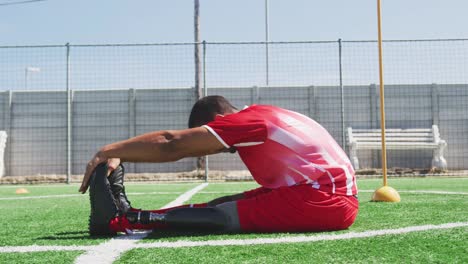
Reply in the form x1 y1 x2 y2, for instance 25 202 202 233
37 229 230 241
145 229 229 240
142 228 335 240
38 230 115 240
38 228 345 241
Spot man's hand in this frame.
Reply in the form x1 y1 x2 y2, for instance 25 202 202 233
79 152 120 194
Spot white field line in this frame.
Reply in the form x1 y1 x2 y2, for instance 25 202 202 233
0 245 91 253
358 190 468 195
135 222 468 249
125 182 256 186
0 183 198 188
0 191 207 201
0 181 256 189
2 177 468 189
73 182 209 264
0 191 241 201
0 192 183 201
2 189 467 201
160 182 209 209
0 221 467 253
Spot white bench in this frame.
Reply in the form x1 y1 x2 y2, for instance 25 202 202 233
0 131 6 178
347 125 447 170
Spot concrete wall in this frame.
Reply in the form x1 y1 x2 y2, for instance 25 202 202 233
0 83 467 176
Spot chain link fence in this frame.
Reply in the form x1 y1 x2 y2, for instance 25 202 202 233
0 39 467 183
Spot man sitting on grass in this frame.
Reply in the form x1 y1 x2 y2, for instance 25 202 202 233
80 95 358 236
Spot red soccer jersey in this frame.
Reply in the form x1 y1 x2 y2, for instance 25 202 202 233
203 105 358 196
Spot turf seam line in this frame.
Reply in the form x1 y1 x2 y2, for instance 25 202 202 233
0 222 467 253
1 189 467 200
73 182 209 264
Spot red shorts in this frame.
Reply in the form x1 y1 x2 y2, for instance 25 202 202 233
236 185 359 232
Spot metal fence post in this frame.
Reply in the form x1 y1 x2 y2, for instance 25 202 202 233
203 41 207 97
313 85 319 122
4 90 12 176
264 0 270 86
194 1 204 179
251 86 260 105
431 83 439 125
128 88 136 173
202 40 208 182
307 85 315 118
369 83 379 167
338 39 346 150
369 83 378 128
194 0 202 100
66 43 72 183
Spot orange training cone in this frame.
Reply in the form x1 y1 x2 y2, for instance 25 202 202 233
15 188 30 194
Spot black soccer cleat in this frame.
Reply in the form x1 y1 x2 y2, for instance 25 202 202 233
107 164 132 215
88 163 119 236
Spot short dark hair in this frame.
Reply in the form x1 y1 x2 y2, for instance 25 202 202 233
188 95 237 128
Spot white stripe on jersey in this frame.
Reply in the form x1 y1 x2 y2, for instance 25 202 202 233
328 172 336 194
285 175 296 186
288 166 320 190
311 180 320 190
273 112 353 194
233 142 264 147
288 166 312 184
296 154 335 194
270 121 340 193
320 148 353 195
269 125 306 150
327 139 355 195
203 125 230 148
295 155 326 172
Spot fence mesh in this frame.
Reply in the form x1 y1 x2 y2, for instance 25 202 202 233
0 39 467 182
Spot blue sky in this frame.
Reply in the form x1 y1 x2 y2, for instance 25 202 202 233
0 1 467 90
0 0 467 45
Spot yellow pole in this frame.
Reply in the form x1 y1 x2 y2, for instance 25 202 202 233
377 0 388 186
372 0 400 202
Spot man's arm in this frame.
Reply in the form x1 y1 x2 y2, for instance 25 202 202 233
99 127 225 162
79 127 226 193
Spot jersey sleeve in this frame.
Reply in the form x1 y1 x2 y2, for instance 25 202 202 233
203 113 267 148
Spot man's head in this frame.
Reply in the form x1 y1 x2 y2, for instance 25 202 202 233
188 95 237 128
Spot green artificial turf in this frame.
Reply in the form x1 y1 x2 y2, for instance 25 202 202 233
0 178 466 263
0 251 84 264
357 177 468 192
0 183 195 246
118 227 468 264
